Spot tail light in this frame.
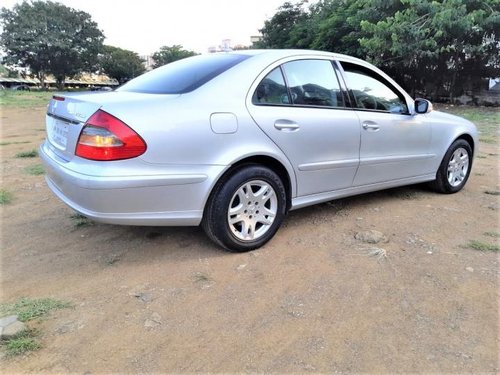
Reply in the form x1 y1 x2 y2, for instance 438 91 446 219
76 110 146 161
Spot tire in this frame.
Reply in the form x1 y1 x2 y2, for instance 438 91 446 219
431 139 472 194
202 165 287 252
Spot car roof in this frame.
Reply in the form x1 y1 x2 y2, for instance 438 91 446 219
220 49 367 65
197 49 412 106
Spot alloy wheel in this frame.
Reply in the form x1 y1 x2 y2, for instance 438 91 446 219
227 180 278 241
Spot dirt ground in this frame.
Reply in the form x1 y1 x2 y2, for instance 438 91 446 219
1 106 499 373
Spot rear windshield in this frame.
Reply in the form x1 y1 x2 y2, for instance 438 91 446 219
117 54 250 94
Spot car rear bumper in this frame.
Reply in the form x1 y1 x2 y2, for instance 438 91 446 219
39 141 225 226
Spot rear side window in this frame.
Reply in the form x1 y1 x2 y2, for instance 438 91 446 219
252 59 345 108
282 60 344 108
118 54 250 94
252 67 289 105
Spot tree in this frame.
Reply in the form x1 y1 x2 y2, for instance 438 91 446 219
0 1 104 89
0 64 19 78
254 1 310 48
100 45 145 84
152 45 197 68
254 0 500 101
309 0 396 56
360 0 500 99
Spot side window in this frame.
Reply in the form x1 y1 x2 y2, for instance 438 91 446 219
340 62 408 114
282 59 344 108
252 67 289 105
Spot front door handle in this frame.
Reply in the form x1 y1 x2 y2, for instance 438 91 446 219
362 121 380 131
274 120 299 131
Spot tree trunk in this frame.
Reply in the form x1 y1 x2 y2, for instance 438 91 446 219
37 72 46 90
449 46 460 103
56 77 65 91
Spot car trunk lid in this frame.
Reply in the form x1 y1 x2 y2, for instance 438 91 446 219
45 91 181 162
46 94 102 161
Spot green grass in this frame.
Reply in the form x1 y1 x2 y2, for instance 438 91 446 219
484 190 500 196
70 213 94 227
0 141 31 146
0 189 13 204
192 272 211 283
439 106 499 144
3 329 41 356
463 240 500 252
15 149 38 158
0 298 71 357
484 231 500 238
24 164 44 175
0 90 54 108
479 137 497 144
0 297 71 322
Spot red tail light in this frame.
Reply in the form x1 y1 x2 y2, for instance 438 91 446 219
76 110 146 161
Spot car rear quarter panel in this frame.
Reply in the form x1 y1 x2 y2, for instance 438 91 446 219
97 79 297 201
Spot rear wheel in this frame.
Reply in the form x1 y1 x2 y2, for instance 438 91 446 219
202 165 287 252
431 139 472 194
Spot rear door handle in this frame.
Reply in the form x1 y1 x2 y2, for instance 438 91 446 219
362 121 379 131
274 120 299 131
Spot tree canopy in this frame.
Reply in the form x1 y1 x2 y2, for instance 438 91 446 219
254 1 311 49
100 45 145 84
256 0 500 100
0 1 104 88
152 45 198 68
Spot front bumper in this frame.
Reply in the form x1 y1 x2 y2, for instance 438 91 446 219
39 141 225 226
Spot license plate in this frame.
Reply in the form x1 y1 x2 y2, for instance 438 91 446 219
48 118 69 149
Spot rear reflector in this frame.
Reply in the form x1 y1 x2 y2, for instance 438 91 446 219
52 96 65 101
75 110 146 161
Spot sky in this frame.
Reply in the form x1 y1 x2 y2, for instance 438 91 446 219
2 0 290 55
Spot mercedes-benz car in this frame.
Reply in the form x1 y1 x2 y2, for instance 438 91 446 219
40 50 477 252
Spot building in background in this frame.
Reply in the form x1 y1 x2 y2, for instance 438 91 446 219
208 39 233 53
250 36 262 45
141 55 155 71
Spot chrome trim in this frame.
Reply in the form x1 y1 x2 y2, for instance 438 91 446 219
360 154 436 166
46 112 81 125
298 159 359 171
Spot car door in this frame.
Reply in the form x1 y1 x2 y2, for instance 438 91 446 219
338 61 433 186
247 59 361 197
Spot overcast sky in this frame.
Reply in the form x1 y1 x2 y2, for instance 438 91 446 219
2 0 290 55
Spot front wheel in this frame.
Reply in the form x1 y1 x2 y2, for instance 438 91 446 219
431 139 472 194
202 165 287 252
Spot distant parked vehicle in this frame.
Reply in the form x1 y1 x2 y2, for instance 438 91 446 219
90 86 113 92
11 84 31 91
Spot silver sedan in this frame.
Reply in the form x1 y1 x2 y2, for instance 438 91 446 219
40 50 478 251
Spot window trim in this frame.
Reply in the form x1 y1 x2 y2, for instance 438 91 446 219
336 60 411 115
332 60 354 108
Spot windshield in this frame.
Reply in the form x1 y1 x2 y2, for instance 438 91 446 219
117 54 250 94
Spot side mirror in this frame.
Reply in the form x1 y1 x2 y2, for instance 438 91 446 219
414 98 433 114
